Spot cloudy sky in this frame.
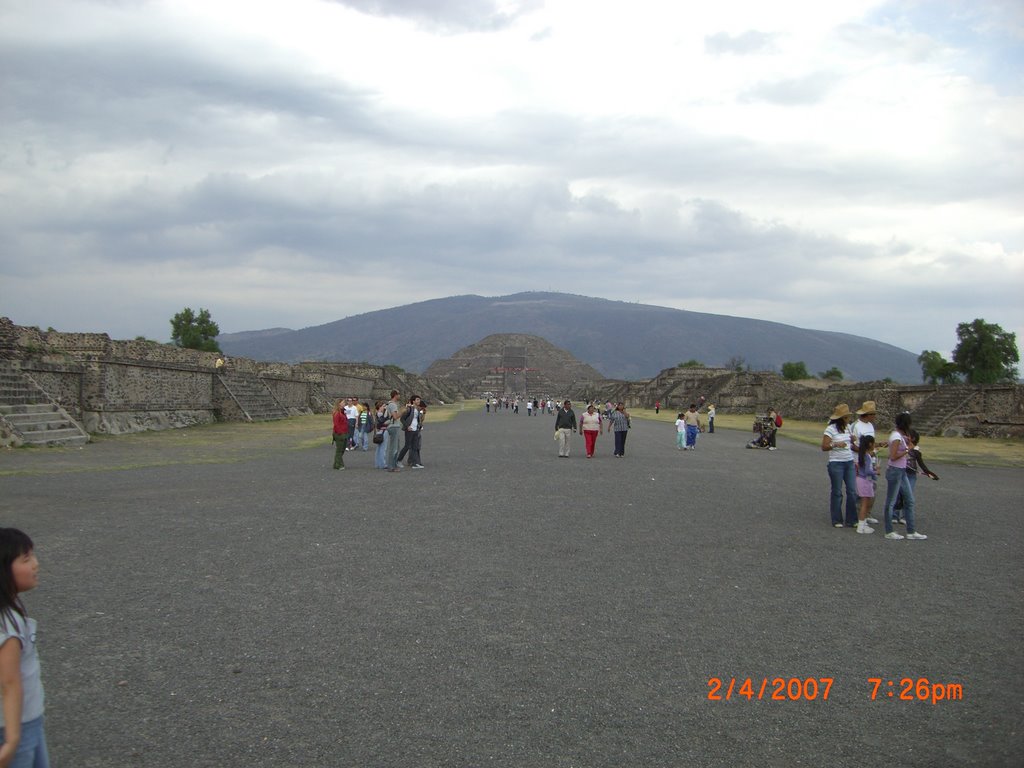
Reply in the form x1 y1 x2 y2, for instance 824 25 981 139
2 0 1022 359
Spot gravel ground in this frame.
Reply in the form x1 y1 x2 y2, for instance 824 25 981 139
2 410 1022 767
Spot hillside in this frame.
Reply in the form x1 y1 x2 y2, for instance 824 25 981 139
217 292 922 382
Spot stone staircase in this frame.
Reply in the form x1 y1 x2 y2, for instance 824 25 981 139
217 371 289 421
910 386 977 436
0 364 90 447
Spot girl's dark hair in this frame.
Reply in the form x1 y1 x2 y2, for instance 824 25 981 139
678 412 685 419
857 435 875 470
895 412 912 432
909 429 920 444
0 528 33 625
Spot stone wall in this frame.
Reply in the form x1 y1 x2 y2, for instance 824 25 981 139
0 318 462 437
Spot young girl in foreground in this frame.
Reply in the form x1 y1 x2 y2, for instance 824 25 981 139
854 435 877 534
0 528 49 768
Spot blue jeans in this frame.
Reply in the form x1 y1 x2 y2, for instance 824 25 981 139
386 426 403 469
827 460 857 526
374 431 389 468
884 466 917 533
685 425 698 448
613 430 628 456
0 715 50 768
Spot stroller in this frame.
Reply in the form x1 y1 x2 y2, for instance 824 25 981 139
746 415 777 449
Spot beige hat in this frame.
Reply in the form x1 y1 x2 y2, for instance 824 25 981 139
856 401 877 416
830 403 851 420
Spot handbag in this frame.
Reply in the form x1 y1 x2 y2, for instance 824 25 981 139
372 432 384 444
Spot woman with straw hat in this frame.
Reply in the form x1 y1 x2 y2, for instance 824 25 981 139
821 404 857 528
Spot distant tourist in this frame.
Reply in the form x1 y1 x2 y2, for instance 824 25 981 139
854 434 878 534
882 413 927 541
579 404 602 458
373 400 389 469
332 399 350 470
821 404 857 528
606 402 631 457
396 396 425 469
655 399 661 414
554 400 577 457
674 412 686 450
682 403 700 450
707 403 716 433
385 390 403 472
894 429 940 524
765 407 780 451
344 399 359 450
526 399 533 416
850 401 882 523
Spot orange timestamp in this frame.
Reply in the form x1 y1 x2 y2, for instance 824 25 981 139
868 678 964 704
707 677 834 701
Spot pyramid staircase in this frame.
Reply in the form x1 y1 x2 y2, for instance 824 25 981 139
0 363 90 447
217 370 289 422
910 386 977 436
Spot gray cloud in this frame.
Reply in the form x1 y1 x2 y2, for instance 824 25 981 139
739 72 837 105
331 0 544 32
704 30 777 55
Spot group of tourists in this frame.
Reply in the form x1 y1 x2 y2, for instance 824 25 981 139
823 400 938 540
485 396 555 415
553 400 633 458
332 390 427 472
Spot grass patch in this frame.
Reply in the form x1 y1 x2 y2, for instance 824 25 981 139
629 408 1024 469
0 403 474 476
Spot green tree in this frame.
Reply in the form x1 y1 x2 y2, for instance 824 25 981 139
951 319 1019 384
678 359 705 368
170 307 221 353
781 361 810 381
917 350 960 385
819 367 844 381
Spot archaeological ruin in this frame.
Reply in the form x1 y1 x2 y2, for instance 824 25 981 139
1 317 1020 447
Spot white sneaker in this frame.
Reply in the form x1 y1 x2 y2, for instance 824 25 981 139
884 532 904 540
866 517 879 524
768 447 777 451
856 522 874 534
905 532 928 540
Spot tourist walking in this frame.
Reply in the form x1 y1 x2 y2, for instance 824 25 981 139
674 412 686 450
579 404 602 458
606 402 631 457
554 400 577 457
707 403 715 433
821 403 857 528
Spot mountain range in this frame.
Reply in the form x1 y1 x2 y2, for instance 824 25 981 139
217 292 922 382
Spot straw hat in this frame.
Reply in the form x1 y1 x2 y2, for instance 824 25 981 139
830 403 851 420
855 401 877 416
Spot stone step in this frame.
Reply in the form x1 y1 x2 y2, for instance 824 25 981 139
19 429 90 447
0 403 61 416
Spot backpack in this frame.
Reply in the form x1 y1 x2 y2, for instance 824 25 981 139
775 414 783 428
